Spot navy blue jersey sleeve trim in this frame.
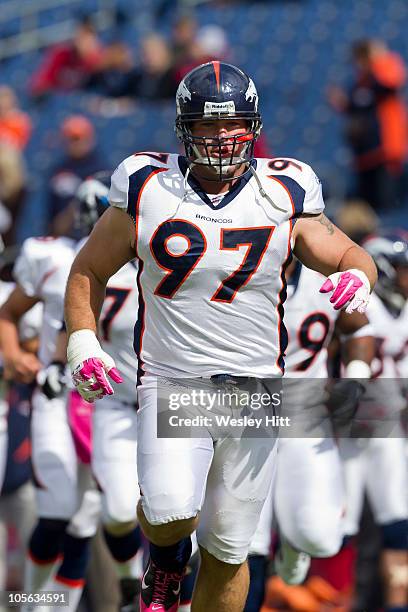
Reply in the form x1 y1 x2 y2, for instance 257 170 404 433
127 165 162 222
274 175 306 218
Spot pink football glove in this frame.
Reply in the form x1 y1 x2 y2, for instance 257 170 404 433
319 269 371 314
67 330 123 403
72 358 123 403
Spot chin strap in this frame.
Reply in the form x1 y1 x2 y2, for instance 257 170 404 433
249 165 287 214
165 166 192 222
183 166 191 191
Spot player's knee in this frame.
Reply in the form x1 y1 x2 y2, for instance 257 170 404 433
138 500 198 546
285 512 342 557
139 465 199 527
198 526 250 564
198 504 261 564
103 496 138 527
380 519 408 550
147 517 198 546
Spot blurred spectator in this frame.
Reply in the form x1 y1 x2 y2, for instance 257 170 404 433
0 147 26 247
196 25 229 60
87 34 177 101
47 115 105 236
335 199 379 244
173 21 229 81
174 25 228 82
128 34 177 100
0 87 32 247
171 15 198 66
0 87 32 151
328 39 408 211
30 17 104 100
85 40 134 97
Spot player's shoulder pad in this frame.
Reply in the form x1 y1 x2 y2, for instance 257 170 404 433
109 152 173 214
19 236 71 262
14 238 51 297
256 157 324 217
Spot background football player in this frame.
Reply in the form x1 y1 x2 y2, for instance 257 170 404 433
75 173 143 611
246 256 374 611
0 222 100 611
0 279 42 601
339 230 408 612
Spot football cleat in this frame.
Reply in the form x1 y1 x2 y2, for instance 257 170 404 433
140 560 183 612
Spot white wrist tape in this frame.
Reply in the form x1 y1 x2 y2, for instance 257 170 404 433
344 359 371 379
67 329 115 373
340 323 374 341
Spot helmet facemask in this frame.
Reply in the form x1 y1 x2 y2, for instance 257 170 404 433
374 254 406 314
176 115 262 181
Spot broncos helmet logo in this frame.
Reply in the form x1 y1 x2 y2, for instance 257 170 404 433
176 80 192 113
245 78 258 110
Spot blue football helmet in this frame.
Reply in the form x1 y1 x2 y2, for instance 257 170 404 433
75 171 111 236
363 229 408 314
175 61 262 180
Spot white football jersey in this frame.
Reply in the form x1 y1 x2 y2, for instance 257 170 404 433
109 153 324 378
99 261 139 402
366 293 408 378
284 263 339 378
13 237 76 366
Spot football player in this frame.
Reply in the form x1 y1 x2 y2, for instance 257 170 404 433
0 232 100 611
276 258 374 576
339 230 408 612
65 61 377 612
0 281 42 595
75 174 143 610
246 257 374 611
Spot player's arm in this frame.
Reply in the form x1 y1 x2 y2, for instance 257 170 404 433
0 286 42 383
64 206 135 402
335 310 375 378
293 213 377 313
293 213 377 287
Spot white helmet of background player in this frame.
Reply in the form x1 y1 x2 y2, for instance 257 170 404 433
75 171 111 237
363 229 408 315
